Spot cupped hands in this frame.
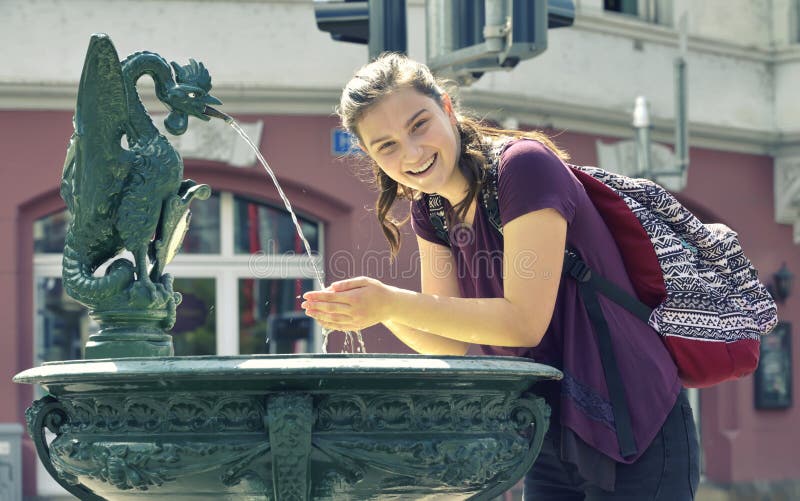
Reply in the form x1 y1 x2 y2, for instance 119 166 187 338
301 276 396 332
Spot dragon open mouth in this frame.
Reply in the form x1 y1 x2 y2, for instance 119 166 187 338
203 106 233 123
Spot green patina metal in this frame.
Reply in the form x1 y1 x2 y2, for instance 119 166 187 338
16 356 559 500
14 34 563 500
61 34 227 358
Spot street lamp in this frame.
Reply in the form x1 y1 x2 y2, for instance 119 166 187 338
633 96 652 179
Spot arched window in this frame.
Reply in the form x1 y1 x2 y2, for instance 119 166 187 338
32 191 324 365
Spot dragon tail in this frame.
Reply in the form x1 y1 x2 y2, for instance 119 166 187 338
62 242 135 308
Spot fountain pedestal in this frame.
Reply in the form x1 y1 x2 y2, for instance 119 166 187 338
16 354 560 500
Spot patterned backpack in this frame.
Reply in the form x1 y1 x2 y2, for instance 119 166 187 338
427 141 778 457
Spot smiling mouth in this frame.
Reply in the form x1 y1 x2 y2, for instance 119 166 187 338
408 154 436 177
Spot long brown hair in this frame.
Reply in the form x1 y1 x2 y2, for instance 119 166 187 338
338 53 569 258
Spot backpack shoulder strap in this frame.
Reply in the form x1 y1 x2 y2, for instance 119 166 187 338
428 163 504 246
480 164 504 235
426 193 450 246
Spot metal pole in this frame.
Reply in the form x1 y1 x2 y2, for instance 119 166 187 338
368 0 406 59
483 0 507 53
674 12 689 175
633 96 652 179
426 0 449 62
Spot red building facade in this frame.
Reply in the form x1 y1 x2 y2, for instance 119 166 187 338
1 108 797 498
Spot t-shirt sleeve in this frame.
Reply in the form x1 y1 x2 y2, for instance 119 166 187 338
497 139 578 226
410 197 446 245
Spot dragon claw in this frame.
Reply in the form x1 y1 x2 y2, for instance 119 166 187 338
144 279 158 300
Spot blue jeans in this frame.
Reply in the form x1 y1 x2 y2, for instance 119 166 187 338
524 390 700 500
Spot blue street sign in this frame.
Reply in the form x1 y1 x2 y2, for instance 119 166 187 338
331 128 362 156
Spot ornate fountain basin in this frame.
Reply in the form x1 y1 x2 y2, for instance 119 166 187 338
15 354 560 500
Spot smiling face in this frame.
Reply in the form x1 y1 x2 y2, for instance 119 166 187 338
356 87 465 202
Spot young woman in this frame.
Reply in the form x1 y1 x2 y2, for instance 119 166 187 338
302 53 700 500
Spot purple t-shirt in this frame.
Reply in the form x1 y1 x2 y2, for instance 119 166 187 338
411 139 681 490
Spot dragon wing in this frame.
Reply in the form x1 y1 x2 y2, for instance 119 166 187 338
62 34 129 216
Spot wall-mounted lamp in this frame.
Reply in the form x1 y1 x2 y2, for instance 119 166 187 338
767 263 794 303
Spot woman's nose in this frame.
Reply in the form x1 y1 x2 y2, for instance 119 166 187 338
403 141 424 163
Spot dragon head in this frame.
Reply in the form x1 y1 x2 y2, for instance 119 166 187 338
164 59 230 135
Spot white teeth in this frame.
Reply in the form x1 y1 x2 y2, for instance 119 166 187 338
410 155 435 174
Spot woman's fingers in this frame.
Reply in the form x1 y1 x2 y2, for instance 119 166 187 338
303 302 364 331
305 308 351 323
301 300 350 315
329 277 370 292
302 277 383 331
303 276 374 301
320 321 354 332
312 315 357 332
303 290 347 302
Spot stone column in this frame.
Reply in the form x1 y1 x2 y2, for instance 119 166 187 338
774 154 800 244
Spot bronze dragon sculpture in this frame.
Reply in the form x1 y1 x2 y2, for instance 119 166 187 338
60 34 230 356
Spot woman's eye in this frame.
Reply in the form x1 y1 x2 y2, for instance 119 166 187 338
379 142 395 152
412 119 428 131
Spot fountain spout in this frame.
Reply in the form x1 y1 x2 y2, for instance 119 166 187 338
203 105 233 123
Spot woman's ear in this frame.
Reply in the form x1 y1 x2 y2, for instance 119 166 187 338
442 93 456 124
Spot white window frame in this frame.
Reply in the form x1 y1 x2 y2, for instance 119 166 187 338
32 191 325 363
33 192 325 361
31 191 325 496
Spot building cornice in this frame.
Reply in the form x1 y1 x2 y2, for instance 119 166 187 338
460 89 781 156
1 81 790 156
773 45 800 63
0 82 342 116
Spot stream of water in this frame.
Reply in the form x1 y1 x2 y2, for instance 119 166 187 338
227 119 365 353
